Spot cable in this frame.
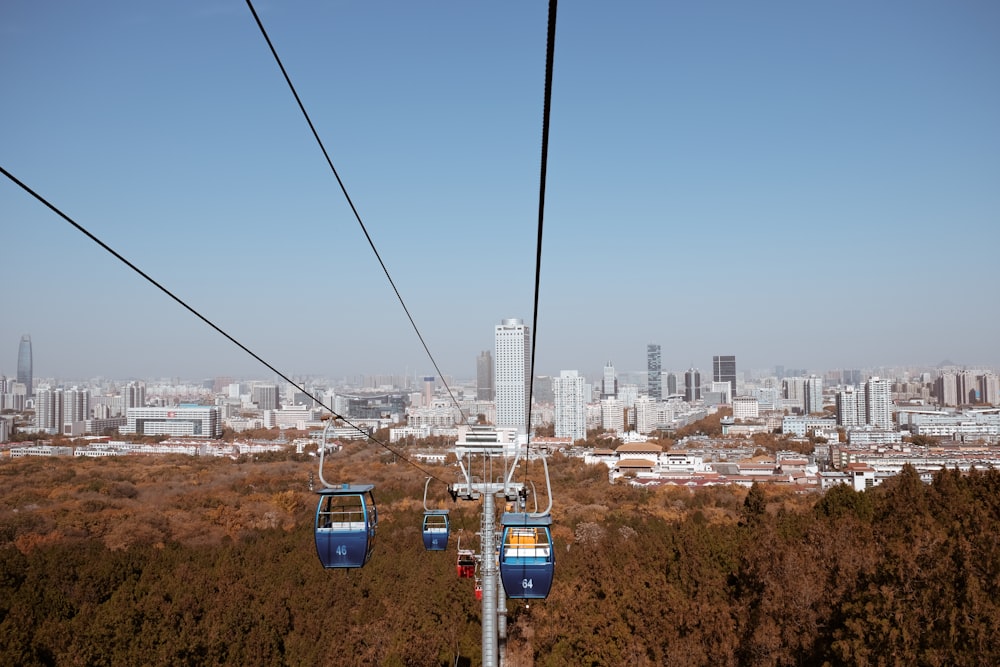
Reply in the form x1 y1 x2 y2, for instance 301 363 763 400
244 0 471 427
0 164 449 485
525 0 558 455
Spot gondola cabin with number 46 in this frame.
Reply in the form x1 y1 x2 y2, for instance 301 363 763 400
314 484 378 569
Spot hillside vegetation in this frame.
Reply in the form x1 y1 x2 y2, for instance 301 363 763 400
1 448 999 666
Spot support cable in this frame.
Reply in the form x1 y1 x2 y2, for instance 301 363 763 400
525 0 558 464
0 165 448 485
244 0 470 426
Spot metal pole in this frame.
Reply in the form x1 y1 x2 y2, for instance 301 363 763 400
497 578 508 666
481 489 498 667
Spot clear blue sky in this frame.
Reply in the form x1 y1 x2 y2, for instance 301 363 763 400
3 1 998 382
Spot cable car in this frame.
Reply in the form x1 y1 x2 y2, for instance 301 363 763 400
498 512 554 599
421 478 450 551
422 510 450 551
315 484 378 568
457 537 477 578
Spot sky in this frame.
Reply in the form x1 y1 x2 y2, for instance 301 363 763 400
2 1 999 384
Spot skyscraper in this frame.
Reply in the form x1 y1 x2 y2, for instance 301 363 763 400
602 361 617 398
17 335 32 397
712 355 736 399
666 372 678 396
684 368 701 402
552 370 586 441
865 377 892 429
476 350 494 400
647 344 662 400
495 318 531 434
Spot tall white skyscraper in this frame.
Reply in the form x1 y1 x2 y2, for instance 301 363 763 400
495 318 531 434
553 370 586 441
865 377 892 429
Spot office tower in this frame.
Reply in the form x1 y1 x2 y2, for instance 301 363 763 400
836 387 862 427
602 361 617 398
804 375 823 414
666 372 678 396
712 355 737 399
17 335 32 396
422 376 435 407
865 377 892 428
495 318 531 434
647 344 662 400
476 350 494 400
684 368 701 402
553 370 586 441
251 384 280 411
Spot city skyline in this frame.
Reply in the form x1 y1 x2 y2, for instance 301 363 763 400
3 2 998 380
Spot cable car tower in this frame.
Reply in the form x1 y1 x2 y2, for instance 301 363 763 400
452 425 554 667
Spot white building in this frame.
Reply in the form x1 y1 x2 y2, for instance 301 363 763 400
732 396 760 421
123 406 222 438
553 370 586 442
836 387 864 427
601 397 624 434
495 318 531 434
866 377 893 429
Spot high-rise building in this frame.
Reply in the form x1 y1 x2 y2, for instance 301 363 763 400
601 397 625 433
35 386 63 434
495 318 531 434
934 372 959 406
602 361 617 398
804 375 823 414
17 335 32 397
251 384 280 411
476 351 494 400
64 386 90 426
865 377 892 429
957 371 978 404
666 372 678 396
684 368 701 402
712 355 736 399
125 381 146 411
422 376 435 408
647 344 662 400
553 370 586 441
836 387 862 427
979 373 1000 406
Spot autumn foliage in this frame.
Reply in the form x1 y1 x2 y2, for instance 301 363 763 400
2 449 999 666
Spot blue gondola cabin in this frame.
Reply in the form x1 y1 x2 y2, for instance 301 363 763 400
314 484 378 568
422 509 450 551
499 512 554 599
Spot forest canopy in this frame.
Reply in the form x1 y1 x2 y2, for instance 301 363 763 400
1 451 999 666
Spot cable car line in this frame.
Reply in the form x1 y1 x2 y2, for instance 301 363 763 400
0 164 449 486
244 0 472 428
